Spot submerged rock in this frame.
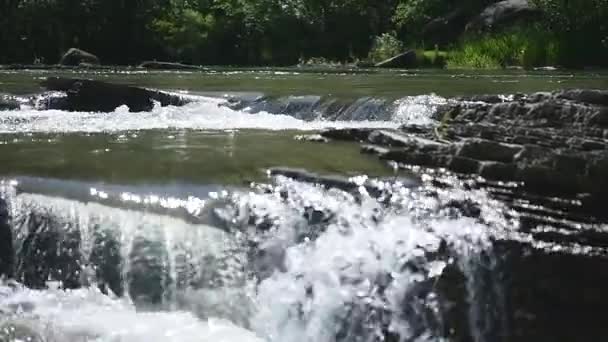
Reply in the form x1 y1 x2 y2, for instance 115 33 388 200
59 48 100 66
39 77 190 112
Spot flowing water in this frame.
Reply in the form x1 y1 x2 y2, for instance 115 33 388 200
0 68 607 342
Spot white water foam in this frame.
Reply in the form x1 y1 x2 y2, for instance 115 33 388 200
0 95 441 133
1 172 512 342
392 94 447 126
0 284 262 342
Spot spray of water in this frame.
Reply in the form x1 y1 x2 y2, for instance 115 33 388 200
0 95 442 133
0 169 514 342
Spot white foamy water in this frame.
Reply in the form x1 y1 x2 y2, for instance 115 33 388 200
0 95 441 133
392 94 447 126
0 172 512 342
0 285 262 342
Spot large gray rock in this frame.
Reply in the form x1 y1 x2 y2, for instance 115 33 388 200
466 0 541 31
422 9 471 46
59 48 100 66
39 77 190 112
374 50 418 68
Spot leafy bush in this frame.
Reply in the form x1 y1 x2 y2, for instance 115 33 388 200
368 33 405 63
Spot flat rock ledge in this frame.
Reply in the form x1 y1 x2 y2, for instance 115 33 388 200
294 89 608 341
320 89 608 217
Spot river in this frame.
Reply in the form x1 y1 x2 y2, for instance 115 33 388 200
0 68 607 342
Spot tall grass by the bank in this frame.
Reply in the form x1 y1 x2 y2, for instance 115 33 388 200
447 28 560 69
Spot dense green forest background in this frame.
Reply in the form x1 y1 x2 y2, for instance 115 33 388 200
1 0 607 68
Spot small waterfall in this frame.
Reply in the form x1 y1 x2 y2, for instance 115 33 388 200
0 173 516 341
227 94 447 125
0 93 447 133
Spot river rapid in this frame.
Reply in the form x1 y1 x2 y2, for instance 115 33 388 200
0 68 607 342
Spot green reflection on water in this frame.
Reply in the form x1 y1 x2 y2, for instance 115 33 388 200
0 130 393 185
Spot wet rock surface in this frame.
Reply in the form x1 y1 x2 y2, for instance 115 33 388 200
310 89 608 341
38 77 191 112
321 89 608 215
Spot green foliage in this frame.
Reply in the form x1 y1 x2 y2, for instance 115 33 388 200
152 9 214 63
0 0 607 67
392 0 494 41
448 11 608 70
368 33 404 63
529 0 608 66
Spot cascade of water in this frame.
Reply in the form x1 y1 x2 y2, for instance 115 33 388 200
0 172 515 341
0 94 445 133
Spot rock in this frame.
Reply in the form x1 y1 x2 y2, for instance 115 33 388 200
466 0 540 32
360 144 390 156
494 240 608 342
555 89 608 106
457 139 523 163
139 61 202 70
268 167 383 197
321 128 374 142
0 94 20 111
335 89 608 207
422 9 471 46
449 156 481 174
59 48 100 66
40 77 190 112
374 50 418 68
0 197 13 278
479 161 517 180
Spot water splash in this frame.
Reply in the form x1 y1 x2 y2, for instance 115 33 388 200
0 94 443 133
0 172 515 342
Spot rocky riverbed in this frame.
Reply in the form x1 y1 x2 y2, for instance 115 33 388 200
290 88 608 341
1 78 608 341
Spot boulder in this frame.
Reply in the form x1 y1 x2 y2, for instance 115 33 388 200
422 9 471 46
59 48 100 66
39 77 190 112
466 0 541 32
139 61 202 70
374 50 418 68
0 94 20 111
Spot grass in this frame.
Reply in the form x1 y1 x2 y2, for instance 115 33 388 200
446 27 560 69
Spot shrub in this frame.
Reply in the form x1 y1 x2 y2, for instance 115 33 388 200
368 33 405 63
